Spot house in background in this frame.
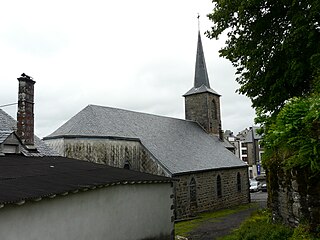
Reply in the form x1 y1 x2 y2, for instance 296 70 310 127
225 127 264 179
0 74 57 157
44 31 250 219
0 74 174 240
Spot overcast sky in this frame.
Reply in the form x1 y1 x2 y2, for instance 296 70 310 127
0 0 256 138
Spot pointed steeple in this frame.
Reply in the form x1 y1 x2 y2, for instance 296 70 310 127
194 31 210 88
183 31 219 96
183 25 222 136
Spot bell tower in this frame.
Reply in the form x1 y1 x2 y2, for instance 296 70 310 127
183 29 222 137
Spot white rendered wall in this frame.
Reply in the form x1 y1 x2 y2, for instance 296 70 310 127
0 183 173 240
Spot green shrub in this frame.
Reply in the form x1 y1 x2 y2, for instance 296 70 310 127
262 95 320 175
290 224 320 240
220 210 293 240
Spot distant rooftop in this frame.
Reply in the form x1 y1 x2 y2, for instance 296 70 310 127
0 109 57 156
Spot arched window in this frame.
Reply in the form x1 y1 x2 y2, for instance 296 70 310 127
123 160 131 170
237 172 241 192
217 175 222 198
211 99 218 120
189 177 197 202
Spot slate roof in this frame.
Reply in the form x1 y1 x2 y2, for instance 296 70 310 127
0 155 171 206
45 105 247 175
0 109 16 132
243 127 262 143
0 109 57 156
184 31 220 97
0 131 12 144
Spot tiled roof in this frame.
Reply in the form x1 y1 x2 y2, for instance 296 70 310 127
45 105 247 175
0 131 12 144
0 109 58 156
0 155 171 206
183 84 220 97
243 127 262 143
0 109 16 132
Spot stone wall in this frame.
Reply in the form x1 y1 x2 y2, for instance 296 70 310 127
45 138 170 177
45 137 251 220
174 167 249 219
185 92 221 135
268 167 320 230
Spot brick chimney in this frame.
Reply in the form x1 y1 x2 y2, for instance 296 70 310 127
16 73 36 149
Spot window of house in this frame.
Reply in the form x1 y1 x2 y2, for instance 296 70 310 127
237 172 241 192
217 175 222 198
189 177 197 202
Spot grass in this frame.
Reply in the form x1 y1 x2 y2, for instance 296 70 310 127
218 209 292 240
174 203 256 238
175 206 320 240
219 210 320 240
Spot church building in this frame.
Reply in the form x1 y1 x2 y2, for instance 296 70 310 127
44 31 249 219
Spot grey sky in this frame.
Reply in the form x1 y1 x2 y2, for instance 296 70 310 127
0 0 256 138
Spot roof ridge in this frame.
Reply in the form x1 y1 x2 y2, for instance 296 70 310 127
88 104 188 122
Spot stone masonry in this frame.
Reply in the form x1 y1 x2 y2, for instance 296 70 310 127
45 137 250 219
185 92 221 136
268 167 320 230
17 74 35 147
45 137 170 177
174 167 249 219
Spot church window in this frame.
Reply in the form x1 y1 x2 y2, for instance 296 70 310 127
237 172 241 192
189 177 197 202
211 99 218 120
217 175 222 198
123 160 131 170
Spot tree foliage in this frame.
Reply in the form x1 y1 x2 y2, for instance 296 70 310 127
207 1 320 176
207 0 320 116
262 95 320 174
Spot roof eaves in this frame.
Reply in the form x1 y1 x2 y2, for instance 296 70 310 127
0 178 173 208
172 164 248 177
43 135 141 142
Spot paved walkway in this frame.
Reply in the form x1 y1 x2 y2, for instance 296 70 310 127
182 192 267 240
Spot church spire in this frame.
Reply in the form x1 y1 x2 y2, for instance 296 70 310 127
183 18 222 136
194 30 210 88
183 28 219 97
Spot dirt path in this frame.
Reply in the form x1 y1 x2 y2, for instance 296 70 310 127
186 206 258 240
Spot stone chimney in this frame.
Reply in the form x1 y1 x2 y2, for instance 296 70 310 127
16 73 36 149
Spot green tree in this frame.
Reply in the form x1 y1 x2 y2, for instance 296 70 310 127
207 0 320 116
262 95 320 174
207 1 320 232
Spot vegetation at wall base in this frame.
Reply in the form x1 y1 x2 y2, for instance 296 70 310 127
219 210 319 240
175 204 255 238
